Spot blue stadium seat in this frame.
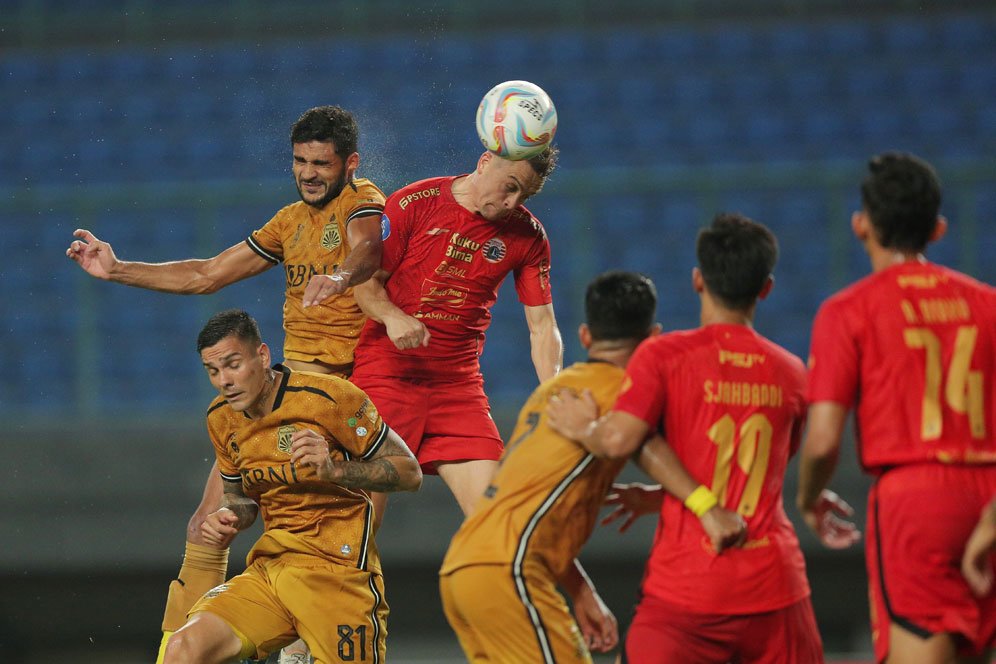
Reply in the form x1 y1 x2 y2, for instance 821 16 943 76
821 20 874 58
882 18 936 56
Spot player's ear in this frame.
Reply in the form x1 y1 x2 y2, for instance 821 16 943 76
258 342 271 367
477 151 493 173
578 323 592 349
345 152 360 178
929 216 948 244
649 322 663 337
757 275 774 301
851 210 870 241
691 267 705 294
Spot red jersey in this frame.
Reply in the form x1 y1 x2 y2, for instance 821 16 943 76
352 176 552 379
807 262 996 471
614 324 811 614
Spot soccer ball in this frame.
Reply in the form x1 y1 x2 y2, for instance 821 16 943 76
476 80 557 160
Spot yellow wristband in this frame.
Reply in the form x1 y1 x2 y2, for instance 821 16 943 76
684 485 718 517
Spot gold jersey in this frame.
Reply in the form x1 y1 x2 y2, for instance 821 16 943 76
207 365 388 574
246 178 386 367
441 361 628 580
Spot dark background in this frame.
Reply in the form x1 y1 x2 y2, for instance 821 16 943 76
2 0 994 661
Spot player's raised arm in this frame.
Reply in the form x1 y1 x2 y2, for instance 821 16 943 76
353 270 430 350
66 228 272 294
302 211 384 307
290 426 422 493
524 303 563 382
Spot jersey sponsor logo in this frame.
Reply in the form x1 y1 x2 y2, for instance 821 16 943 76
285 262 334 288
354 398 377 424
434 260 467 278
718 349 766 368
897 273 948 289
380 213 391 240
277 425 296 454
420 279 469 307
241 463 301 490
321 220 342 251
397 186 441 210
445 232 481 263
356 426 368 437
415 311 461 321
481 238 507 263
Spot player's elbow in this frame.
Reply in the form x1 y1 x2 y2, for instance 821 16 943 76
398 460 423 492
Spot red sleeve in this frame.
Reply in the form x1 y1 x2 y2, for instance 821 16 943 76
806 299 859 406
513 232 553 306
613 339 667 428
379 191 414 275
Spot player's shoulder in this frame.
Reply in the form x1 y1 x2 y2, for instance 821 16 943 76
267 200 308 223
342 178 387 206
757 334 807 376
508 203 547 240
285 367 353 398
388 176 450 210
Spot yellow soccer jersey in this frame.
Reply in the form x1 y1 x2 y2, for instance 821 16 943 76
246 178 386 367
441 361 628 580
206 365 388 573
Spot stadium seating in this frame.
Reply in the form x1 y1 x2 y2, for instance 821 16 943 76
3 10 994 412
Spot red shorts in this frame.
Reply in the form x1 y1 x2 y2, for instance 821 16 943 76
624 594 823 664
352 373 503 474
866 463 996 663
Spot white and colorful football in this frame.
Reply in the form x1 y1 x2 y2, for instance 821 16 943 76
475 80 557 160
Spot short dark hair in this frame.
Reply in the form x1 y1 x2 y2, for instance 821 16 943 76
860 151 941 253
290 106 359 158
585 271 658 341
196 309 262 353
527 144 558 181
696 213 778 311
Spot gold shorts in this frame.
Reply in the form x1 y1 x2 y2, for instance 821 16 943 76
440 563 591 664
190 556 387 663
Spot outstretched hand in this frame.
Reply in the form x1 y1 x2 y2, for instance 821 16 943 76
303 271 352 307
601 483 664 533
547 388 599 441
801 489 861 549
66 229 117 279
961 501 996 597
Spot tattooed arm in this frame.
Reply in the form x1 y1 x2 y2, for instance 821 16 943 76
200 478 259 548
290 427 422 493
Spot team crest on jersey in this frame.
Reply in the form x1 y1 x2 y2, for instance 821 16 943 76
481 238 507 263
321 221 342 251
277 425 296 454
380 213 391 240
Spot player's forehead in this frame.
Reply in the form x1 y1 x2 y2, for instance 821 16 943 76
292 140 339 163
499 159 543 195
201 335 254 365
